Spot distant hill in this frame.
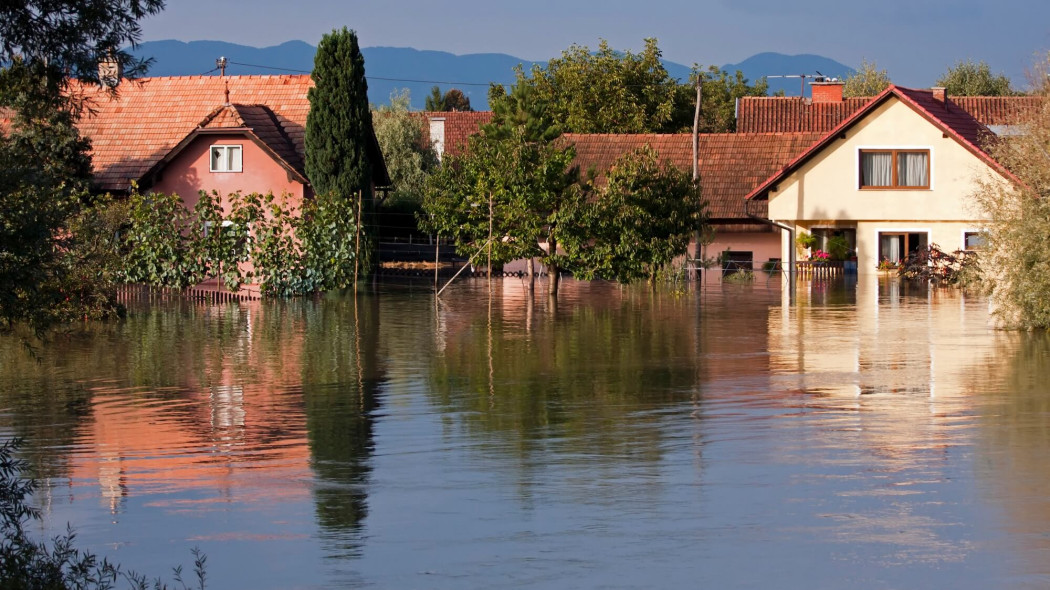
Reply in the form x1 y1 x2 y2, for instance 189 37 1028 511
129 40 854 109
725 52 855 96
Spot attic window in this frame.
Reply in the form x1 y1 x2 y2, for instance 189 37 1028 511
860 149 929 189
210 145 242 173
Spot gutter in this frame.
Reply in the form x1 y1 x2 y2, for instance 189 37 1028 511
744 197 796 295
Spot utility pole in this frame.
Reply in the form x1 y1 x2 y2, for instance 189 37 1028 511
216 56 227 77
692 76 703 282
487 191 493 279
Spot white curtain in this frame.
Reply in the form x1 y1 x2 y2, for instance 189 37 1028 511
862 152 892 187
897 152 928 187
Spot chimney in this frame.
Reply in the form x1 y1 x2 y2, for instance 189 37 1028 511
810 80 844 103
931 86 947 104
429 117 446 161
98 53 122 89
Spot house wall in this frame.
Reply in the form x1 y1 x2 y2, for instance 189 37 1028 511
765 98 1008 271
705 231 782 269
150 134 307 211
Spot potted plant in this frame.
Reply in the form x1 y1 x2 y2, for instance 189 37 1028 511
810 249 830 265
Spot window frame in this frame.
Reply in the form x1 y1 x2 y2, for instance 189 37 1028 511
209 144 243 173
963 231 986 251
858 148 931 190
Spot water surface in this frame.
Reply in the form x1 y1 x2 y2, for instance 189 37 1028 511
3 275 1049 589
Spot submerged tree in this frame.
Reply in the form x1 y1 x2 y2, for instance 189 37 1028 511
422 128 584 296
305 27 376 276
1 0 165 333
971 90 1050 328
561 145 705 284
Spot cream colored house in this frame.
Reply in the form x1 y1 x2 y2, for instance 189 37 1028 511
746 84 1017 272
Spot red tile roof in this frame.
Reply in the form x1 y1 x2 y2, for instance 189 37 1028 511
745 85 1017 203
74 75 389 192
737 94 1041 133
423 111 493 157
565 132 823 221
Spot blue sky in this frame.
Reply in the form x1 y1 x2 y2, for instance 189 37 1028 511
139 0 1050 89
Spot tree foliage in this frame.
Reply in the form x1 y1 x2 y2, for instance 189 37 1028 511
507 38 684 134
688 66 772 133
122 190 365 297
1 0 164 333
0 0 164 87
561 146 705 284
372 89 438 213
972 94 1050 328
936 59 1015 96
421 128 584 294
424 86 473 112
305 27 376 276
843 59 891 98
0 61 98 332
305 28 374 202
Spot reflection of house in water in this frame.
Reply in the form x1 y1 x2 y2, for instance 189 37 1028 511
770 274 998 402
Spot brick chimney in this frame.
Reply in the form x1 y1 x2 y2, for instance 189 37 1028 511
810 81 844 103
98 53 122 89
931 86 947 104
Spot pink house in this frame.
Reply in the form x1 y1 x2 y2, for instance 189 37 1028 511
76 75 389 210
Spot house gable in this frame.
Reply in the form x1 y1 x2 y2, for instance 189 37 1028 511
763 95 1007 223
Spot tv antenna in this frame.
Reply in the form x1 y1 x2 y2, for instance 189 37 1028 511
766 71 835 97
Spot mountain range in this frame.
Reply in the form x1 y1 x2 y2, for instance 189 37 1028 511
129 40 855 110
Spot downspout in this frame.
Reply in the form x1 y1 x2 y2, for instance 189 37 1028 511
744 197 796 298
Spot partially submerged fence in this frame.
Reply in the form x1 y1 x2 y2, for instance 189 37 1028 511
116 283 261 304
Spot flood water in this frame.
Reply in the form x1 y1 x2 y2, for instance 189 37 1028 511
3 275 1050 589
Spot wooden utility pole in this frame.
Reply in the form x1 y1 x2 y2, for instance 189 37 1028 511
354 190 362 291
487 191 493 279
692 76 703 282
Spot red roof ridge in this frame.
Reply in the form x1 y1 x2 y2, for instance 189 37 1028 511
744 84 1017 202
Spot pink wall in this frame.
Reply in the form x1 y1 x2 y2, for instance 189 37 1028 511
702 231 782 267
150 133 307 211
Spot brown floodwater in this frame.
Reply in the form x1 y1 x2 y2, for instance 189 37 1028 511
2 274 1049 589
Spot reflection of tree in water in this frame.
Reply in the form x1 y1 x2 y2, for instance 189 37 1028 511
429 287 705 466
976 331 1050 566
298 296 383 558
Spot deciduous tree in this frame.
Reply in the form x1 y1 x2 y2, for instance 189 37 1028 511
425 86 473 111
421 128 584 296
1 0 165 332
372 89 438 213
843 59 891 97
561 145 705 284
972 93 1050 328
937 59 1015 96
510 38 683 134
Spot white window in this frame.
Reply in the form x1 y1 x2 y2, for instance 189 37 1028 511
210 145 243 173
860 149 929 189
964 231 986 251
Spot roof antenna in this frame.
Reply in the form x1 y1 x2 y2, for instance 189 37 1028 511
216 56 227 77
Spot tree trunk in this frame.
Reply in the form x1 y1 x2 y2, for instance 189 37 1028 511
527 256 536 291
547 238 559 298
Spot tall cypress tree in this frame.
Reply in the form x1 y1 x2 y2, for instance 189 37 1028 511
306 27 373 204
